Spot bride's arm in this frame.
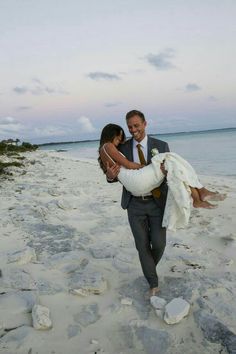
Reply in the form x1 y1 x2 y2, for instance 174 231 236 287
105 143 142 169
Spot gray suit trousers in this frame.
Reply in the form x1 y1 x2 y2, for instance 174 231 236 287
127 197 166 288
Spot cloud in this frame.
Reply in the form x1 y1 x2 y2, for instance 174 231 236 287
16 106 32 111
105 102 121 107
145 49 176 70
0 116 97 143
0 116 24 136
13 86 28 94
0 116 17 125
208 95 218 102
33 126 70 138
13 79 69 96
185 83 201 92
87 72 121 81
77 116 96 133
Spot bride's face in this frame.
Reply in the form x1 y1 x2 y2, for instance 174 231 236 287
112 132 123 147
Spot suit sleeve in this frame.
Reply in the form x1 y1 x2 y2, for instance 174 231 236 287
165 142 170 153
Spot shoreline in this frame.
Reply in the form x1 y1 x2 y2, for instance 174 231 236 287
0 150 235 353
45 149 236 180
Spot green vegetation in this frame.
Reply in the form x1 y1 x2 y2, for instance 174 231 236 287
0 140 38 176
0 161 23 174
0 141 38 155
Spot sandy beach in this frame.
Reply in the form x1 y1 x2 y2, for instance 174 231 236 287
0 150 236 354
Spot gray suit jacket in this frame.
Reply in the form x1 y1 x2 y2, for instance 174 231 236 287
119 135 170 209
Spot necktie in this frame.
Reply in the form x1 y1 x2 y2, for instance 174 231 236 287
136 143 146 165
136 144 161 198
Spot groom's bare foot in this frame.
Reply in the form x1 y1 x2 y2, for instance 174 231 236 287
149 287 160 297
193 200 217 209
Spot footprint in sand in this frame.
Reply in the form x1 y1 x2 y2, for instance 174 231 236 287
172 243 191 250
171 260 205 273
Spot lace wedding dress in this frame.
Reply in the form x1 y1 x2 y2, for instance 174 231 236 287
117 152 203 231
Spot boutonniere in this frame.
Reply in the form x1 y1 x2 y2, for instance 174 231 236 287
151 148 159 156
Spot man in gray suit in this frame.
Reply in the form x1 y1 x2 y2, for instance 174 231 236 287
106 110 170 296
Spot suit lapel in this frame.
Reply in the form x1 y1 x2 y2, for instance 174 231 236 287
128 138 134 162
147 136 153 163
120 138 134 161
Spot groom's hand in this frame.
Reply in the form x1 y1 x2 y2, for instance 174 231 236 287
106 162 120 182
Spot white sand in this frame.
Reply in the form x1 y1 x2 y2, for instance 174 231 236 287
0 150 235 354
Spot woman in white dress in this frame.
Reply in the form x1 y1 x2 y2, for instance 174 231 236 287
99 124 226 230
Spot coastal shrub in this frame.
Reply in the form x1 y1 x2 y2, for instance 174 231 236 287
0 142 8 154
0 141 38 155
0 161 23 174
21 141 38 150
5 151 20 157
0 140 37 176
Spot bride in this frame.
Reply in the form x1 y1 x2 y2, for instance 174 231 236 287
98 124 226 230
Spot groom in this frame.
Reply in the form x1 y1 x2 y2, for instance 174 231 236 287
106 110 170 296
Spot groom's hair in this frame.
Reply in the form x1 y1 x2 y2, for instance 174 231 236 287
126 110 146 122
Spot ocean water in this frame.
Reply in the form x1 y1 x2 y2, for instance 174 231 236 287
40 128 236 177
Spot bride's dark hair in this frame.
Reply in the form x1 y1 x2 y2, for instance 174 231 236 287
98 123 126 173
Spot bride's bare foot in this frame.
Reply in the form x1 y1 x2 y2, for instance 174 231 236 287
203 193 226 201
193 200 217 209
149 287 160 297
199 189 226 202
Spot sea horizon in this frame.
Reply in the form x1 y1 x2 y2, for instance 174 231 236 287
38 126 236 146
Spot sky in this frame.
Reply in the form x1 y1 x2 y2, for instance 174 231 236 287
0 0 236 144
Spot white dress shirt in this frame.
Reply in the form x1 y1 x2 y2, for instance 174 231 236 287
132 135 151 196
132 135 148 163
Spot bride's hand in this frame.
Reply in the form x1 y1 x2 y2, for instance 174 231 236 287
106 162 120 181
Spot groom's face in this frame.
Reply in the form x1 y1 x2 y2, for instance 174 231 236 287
127 115 147 142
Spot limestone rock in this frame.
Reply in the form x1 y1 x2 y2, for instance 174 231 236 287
225 259 234 266
90 244 116 259
119 277 151 320
0 268 37 292
57 199 75 210
150 296 167 319
0 325 33 346
121 297 133 305
67 324 81 338
160 276 194 302
46 251 89 273
90 339 99 344
164 297 190 324
48 188 61 196
113 252 134 273
150 296 167 310
194 310 236 354
35 277 65 295
0 291 38 329
135 326 171 354
7 247 37 265
32 304 52 330
74 303 100 327
69 271 107 296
